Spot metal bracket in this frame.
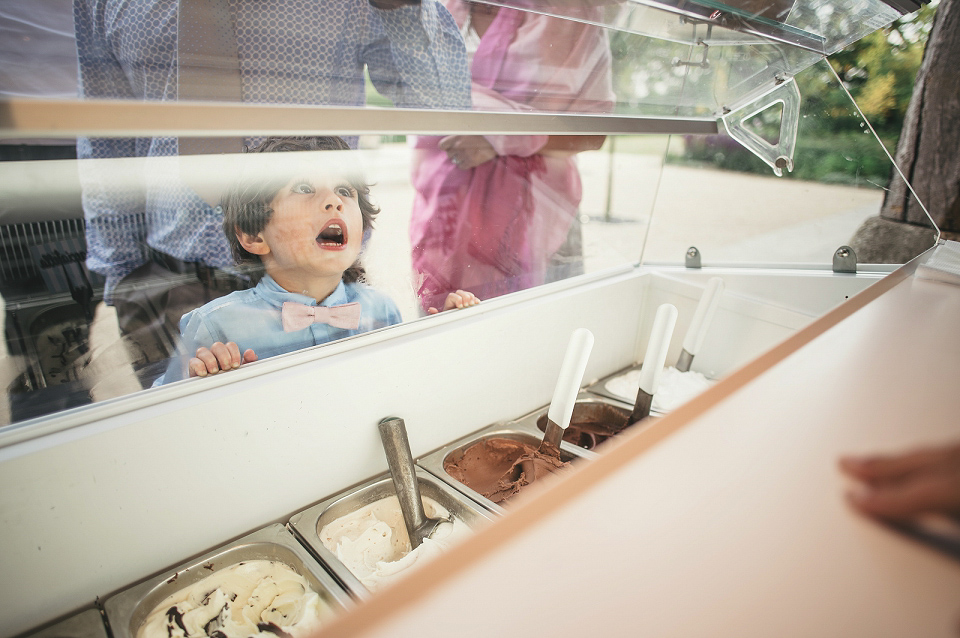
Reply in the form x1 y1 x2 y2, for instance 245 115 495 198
672 25 712 69
720 78 801 177
685 246 702 269
833 246 857 273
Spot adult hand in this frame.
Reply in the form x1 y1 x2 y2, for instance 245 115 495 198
439 135 498 170
839 441 960 521
189 342 258 378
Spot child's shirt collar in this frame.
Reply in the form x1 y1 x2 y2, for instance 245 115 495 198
257 274 351 307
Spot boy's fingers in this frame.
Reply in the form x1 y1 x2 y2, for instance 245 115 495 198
188 357 208 378
847 469 960 520
209 342 234 371
840 446 960 482
226 342 243 369
194 347 220 374
427 307 439 315
242 349 258 364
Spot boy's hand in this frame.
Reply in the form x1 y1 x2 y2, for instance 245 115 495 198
189 342 258 378
428 290 480 315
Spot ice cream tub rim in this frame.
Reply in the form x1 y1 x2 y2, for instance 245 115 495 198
288 468 496 601
22 608 108 638
416 424 592 515
102 523 353 638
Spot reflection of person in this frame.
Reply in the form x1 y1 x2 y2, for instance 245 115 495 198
840 441 960 520
157 137 478 384
73 0 470 385
409 1 615 311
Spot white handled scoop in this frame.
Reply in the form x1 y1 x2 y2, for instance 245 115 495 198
677 277 724 372
539 328 595 455
630 304 678 423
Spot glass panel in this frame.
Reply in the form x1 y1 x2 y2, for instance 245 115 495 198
3 0 901 120
487 0 904 54
640 57 935 266
0 133 665 425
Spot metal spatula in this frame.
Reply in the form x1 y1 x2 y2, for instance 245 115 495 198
378 416 451 549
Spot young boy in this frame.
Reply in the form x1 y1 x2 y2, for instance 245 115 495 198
158 136 478 384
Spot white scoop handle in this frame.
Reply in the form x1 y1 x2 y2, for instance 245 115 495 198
546 328 595 430
638 304 678 395
682 277 724 356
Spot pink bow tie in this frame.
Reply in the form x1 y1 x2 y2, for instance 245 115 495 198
281 301 362 333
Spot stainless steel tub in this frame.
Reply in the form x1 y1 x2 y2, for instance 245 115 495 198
103 524 352 638
417 424 592 514
583 363 645 406
289 469 494 601
25 609 108 638
585 363 715 416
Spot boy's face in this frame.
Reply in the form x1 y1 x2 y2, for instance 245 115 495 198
257 170 364 289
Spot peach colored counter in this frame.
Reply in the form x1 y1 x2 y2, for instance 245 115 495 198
324 260 960 637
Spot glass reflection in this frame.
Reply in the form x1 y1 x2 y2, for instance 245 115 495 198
71 0 473 389
410 1 615 310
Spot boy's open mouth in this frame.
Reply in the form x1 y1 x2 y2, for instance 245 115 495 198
316 219 348 249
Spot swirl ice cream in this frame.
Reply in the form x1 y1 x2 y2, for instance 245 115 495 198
137 560 333 638
319 495 471 592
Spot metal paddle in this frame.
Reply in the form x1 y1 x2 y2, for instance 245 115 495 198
378 416 451 549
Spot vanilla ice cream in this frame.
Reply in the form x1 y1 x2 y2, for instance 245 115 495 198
319 495 471 592
605 366 713 414
137 560 333 638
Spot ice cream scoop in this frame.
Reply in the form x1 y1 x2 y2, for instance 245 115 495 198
378 416 451 549
676 277 724 372
630 304 678 423
539 328 595 456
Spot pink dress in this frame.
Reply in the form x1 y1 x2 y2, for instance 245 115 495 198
409 1 615 311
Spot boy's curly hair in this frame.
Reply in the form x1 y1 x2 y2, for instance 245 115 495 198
220 136 379 284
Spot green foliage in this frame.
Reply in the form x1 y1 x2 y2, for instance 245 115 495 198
677 2 936 184
805 2 936 137
677 130 898 185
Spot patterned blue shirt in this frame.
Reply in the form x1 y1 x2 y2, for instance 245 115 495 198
74 0 470 300
156 274 402 384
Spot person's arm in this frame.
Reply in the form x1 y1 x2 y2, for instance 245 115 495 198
363 1 471 109
438 133 607 170
74 0 148 300
540 135 607 154
839 441 960 520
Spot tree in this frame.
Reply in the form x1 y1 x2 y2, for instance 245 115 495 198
851 0 960 261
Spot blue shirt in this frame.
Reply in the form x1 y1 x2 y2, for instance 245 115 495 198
157 274 402 384
74 0 471 300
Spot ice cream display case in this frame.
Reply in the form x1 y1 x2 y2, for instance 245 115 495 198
1 0 957 635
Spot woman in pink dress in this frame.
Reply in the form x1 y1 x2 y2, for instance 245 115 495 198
409 1 615 311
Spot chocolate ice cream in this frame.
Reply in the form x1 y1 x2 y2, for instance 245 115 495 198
443 437 569 504
537 402 632 450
